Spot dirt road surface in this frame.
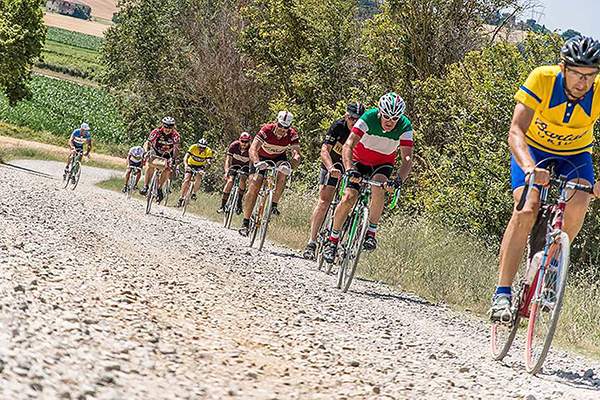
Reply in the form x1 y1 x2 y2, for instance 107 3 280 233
0 160 599 399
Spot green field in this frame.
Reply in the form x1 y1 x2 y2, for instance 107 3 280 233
0 75 125 155
37 27 104 81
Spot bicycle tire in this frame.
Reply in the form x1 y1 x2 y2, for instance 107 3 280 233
126 177 134 199
70 161 82 190
163 178 171 206
224 187 238 229
248 193 264 247
257 190 273 251
182 181 193 217
525 231 570 374
146 171 158 214
63 162 73 189
341 206 369 293
316 204 335 271
337 209 359 289
490 295 521 361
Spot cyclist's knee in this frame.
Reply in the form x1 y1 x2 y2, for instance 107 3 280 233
512 205 538 228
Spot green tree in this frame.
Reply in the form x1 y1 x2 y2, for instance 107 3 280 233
0 0 46 104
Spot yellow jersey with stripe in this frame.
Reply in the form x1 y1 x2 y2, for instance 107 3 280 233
187 144 212 166
514 65 600 155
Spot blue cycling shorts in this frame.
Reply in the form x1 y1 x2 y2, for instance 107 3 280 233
511 146 594 191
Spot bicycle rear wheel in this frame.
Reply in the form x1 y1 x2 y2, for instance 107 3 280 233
163 178 171 206
257 190 273 251
70 161 82 190
316 204 335 271
146 171 158 214
224 187 238 229
525 231 570 374
490 296 521 361
339 206 369 293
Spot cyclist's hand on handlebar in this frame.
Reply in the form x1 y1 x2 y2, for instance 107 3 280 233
329 167 342 179
254 161 268 171
384 178 401 193
526 167 551 186
346 169 362 183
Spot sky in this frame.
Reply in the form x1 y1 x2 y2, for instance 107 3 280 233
535 0 600 39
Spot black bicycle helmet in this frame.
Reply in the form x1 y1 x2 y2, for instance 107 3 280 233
561 36 600 68
347 102 366 119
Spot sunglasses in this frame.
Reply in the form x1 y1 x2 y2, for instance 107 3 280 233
277 123 290 129
240 140 250 144
565 67 599 83
381 114 400 122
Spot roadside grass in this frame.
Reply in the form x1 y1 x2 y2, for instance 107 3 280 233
0 147 123 171
95 174 600 355
0 122 128 158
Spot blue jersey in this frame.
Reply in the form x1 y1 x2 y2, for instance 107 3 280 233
71 129 92 149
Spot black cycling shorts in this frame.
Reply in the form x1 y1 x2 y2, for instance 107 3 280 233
186 165 206 173
346 162 393 191
128 160 142 169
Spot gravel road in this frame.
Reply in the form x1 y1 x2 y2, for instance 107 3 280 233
1 160 599 399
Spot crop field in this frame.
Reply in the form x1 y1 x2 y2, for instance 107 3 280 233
0 75 123 145
37 27 103 81
46 26 104 51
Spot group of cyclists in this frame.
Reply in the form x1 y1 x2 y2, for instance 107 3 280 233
63 36 600 328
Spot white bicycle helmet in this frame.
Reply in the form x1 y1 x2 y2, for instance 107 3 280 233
378 93 406 118
162 116 175 128
277 111 293 128
198 138 208 147
81 122 90 131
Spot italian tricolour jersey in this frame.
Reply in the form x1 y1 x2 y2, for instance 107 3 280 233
515 65 600 155
351 108 413 166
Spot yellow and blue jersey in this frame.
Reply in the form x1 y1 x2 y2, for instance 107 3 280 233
515 65 600 155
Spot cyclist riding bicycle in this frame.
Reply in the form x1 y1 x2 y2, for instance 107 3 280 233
122 145 145 193
176 138 212 207
140 116 181 203
218 132 251 214
303 102 366 260
63 122 92 179
238 111 302 236
323 93 414 263
489 36 600 321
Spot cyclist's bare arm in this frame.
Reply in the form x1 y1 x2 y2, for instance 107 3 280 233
342 133 360 172
68 137 75 150
290 145 301 169
320 143 335 171
224 154 233 174
509 102 549 186
183 153 190 168
249 137 262 165
173 144 180 165
397 146 413 183
85 139 92 156
143 140 151 154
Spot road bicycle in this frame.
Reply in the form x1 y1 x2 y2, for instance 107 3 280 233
181 166 204 217
125 165 142 199
490 160 592 374
63 149 84 190
145 155 169 215
223 165 249 229
248 160 292 251
333 176 400 292
315 164 345 273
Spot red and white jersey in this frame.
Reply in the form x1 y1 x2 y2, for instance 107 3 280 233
227 140 250 166
256 123 299 159
147 127 181 155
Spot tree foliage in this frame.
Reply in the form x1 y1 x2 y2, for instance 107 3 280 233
0 0 46 104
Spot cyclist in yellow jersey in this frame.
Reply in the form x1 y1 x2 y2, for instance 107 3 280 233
177 138 212 207
490 36 600 320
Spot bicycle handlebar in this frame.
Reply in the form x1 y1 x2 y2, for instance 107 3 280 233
517 171 593 211
339 176 401 210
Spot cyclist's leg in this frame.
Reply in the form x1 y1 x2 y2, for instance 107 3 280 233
157 168 169 189
180 171 192 198
221 173 236 209
367 166 392 225
124 166 132 186
193 169 204 193
134 168 142 186
560 152 593 240
331 188 358 231
144 166 155 188
243 173 264 220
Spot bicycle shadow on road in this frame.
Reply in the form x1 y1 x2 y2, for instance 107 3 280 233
350 288 437 308
1 162 57 180
269 250 304 260
536 369 600 392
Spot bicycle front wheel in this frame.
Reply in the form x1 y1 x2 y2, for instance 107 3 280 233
146 171 158 214
316 204 335 271
525 231 570 374
182 183 193 217
248 193 264 247
224 187 238 229
257 190 273 251
490 294 521 361
340 206 369 292
163 178 171 206
70 162 82 190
